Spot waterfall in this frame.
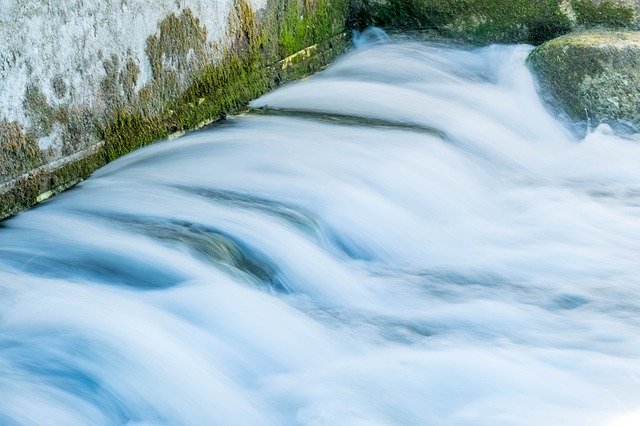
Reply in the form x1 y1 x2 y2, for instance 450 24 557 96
1 34 640 425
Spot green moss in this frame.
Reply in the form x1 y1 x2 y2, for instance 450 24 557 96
100 53 143 109
121 58 141 102
229 0 260 50
0 170 46 219
0 146 106 220
101 109 164 160
572 0 635 27
60 107 99 156
0 120 43 180
23 84 56 137
354 0 572 44
277 0 347 56
354 0 459 31
353 0 639 43
145 9 209 80
100 54 124 107
47 146 107 190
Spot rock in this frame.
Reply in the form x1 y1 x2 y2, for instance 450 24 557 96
354 0 640 44
527 30 640 129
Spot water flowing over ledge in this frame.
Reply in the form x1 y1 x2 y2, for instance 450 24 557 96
1 36 640 425
3 0 639 219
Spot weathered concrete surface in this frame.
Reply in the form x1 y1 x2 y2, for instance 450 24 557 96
0 0 352 219
528 30 640 129
353 0 640 44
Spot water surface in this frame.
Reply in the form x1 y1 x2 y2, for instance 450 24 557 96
1 35 640 425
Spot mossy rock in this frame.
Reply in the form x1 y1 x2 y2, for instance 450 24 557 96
528 30 640 129
571 0 639 27
354 0 639 44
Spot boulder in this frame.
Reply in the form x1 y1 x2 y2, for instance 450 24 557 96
528 30 640 129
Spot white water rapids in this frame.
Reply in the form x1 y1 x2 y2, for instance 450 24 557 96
1 34 640 425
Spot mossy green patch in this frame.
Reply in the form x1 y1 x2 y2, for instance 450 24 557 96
146 9 210 80
0 145 106 220
0 120 43 181
21 80 101 164
572 0 635 27
353 0 638 44
277 0 348 56
102 0 269 160
354 0 572 44
60 107 99 156
23 84 57 137
100 54 142 108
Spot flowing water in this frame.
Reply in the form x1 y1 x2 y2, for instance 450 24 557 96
1 33 640 425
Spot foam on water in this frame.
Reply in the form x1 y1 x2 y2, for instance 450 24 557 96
1 33 640 425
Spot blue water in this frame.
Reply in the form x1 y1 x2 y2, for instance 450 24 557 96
1 35 640 425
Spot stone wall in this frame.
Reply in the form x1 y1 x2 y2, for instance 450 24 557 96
0 0 353 219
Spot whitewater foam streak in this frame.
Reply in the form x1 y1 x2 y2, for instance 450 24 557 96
1 35 640 425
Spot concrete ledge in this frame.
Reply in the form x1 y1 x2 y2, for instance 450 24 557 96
0 33 351 221
0 143 106 219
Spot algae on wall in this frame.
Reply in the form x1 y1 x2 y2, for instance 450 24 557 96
0 120 43 181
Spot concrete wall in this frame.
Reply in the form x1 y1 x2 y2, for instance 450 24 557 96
0 0 352 219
